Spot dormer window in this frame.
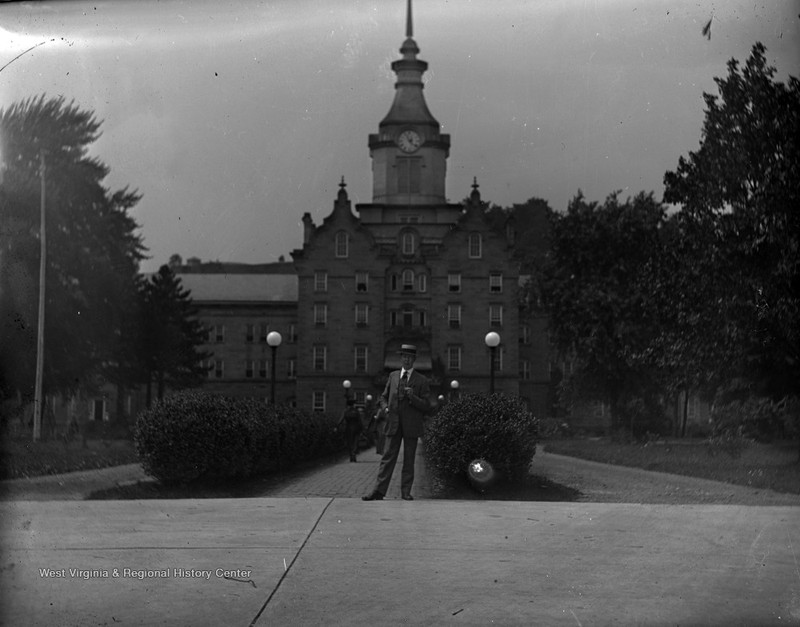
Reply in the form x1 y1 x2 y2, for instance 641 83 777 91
335 231 349 258
468 232 482 259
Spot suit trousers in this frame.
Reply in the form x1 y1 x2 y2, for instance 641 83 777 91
374 425 418 496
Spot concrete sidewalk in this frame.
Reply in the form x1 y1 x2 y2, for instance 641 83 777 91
2 498 799 626
2 446 800 625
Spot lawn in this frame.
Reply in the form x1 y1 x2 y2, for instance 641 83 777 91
0 437 139 480
544 437 800 495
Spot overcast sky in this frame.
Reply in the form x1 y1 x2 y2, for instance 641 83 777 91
1 0 798 273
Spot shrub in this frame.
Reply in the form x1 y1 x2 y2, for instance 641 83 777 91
134 392 274 484
424 394 538 482
271 405 340 466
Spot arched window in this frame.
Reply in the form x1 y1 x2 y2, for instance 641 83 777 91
335 231 349 258
402 269 415 291
401 231 416 256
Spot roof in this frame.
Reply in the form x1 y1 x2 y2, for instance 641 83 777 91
177 273 298 303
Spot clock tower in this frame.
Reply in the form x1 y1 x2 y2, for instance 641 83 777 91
367 0 450 207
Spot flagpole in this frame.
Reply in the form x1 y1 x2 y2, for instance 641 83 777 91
33 149 46 441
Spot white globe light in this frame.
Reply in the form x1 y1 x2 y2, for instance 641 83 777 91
343 380 351 389
450 380 459 390
266 331 282 347
484 331 501 348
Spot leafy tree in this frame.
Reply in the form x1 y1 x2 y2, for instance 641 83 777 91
539 191 668 430
663 43 800 400
140 265 210 406
0 95 145 409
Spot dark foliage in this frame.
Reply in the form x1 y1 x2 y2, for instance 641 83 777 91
424 394 538 482
0 95 145 402
134 392 340 484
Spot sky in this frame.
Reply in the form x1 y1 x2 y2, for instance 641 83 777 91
1 0 798 273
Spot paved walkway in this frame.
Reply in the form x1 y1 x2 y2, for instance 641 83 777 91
2 445 800 625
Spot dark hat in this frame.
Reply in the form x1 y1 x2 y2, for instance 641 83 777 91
397 343 418 356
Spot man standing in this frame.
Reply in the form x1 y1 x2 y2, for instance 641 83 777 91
363 344 431 501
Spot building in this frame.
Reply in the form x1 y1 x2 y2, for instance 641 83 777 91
172 7 550 420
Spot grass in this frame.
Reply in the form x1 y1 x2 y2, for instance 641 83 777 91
0 436 139 480
544 437 800 495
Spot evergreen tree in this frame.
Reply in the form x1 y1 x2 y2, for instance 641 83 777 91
0 95 145 406
140 265 210 406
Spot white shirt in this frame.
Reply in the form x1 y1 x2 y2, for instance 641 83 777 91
400 368 413 380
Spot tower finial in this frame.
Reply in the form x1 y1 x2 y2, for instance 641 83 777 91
406 0 413 38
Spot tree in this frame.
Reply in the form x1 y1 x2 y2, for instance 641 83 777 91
140 265 210 406
663 43 800 400
0 95 145 409
539 191 668 431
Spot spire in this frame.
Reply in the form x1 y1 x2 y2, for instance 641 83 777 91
406 0 413 38
337 176 348 201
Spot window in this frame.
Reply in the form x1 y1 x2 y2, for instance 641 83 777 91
401 232 415 255
245 324 255 343
489 272 503 293
418 310 427 327
520 325 531 345
259 359 268 378
312 391 326 413
335 231 349 258
402 308 414 327
389 310 399 327
287 359 296 379
447 346 461 371
355 272 369 292
314 271 328 292
355 303 369 326
288 324 297 343
448 273 461 292
417 273 427 292
314 304 327 327
520 360 531 381
468 232 482 258
489 305 503 327
214 359 224 378
354 345 368 373
355 391 366 406
402 269 415 291
399 214 419 223
448 304 461 329
246 360 254 378
397 157 421 194
313 345 327 371
259 323 268 343
214 325 225 343
390 274 399 291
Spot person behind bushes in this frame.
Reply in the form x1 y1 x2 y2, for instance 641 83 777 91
338 398 363 462
373 405 387 455
363 344 431 501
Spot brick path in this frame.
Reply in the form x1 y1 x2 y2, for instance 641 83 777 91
267 441 436 499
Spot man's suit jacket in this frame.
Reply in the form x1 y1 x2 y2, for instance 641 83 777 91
380 369 431 438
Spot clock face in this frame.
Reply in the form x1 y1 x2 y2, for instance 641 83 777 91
397 130 422 153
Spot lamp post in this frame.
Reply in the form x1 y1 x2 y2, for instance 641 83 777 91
267 331 282 405
485 331 500 394
450 379 459 402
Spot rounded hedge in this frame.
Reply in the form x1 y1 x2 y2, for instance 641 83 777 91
134 392 342 485
424 393 538 482
134 392 274 484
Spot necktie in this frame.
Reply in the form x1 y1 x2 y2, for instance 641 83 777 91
400 371 408 399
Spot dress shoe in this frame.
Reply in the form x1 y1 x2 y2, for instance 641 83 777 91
401 494 414 501
362 491 384 501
